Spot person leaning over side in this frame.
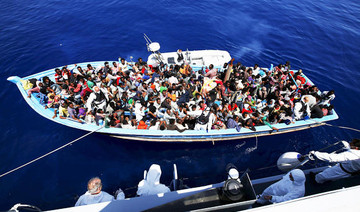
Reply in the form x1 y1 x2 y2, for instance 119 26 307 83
309 138 360 184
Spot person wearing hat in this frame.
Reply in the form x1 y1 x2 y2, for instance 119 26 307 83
256 169 305 204
309 138 360 184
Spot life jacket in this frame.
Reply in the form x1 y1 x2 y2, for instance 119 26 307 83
94 91 106 105
298 100 308 113
197 110 211 125
296 75 306 85
177 53 184 62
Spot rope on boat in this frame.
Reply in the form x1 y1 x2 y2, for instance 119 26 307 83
322 123 360 133
0 126 104 179
305 119 360 133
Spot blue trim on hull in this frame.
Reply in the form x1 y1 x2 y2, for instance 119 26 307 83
8 61 339 142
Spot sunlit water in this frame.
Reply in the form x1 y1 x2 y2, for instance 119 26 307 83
0 0 359 210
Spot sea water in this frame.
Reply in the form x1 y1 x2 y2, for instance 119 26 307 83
0 0 359 210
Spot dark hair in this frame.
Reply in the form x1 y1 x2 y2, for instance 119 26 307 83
352 139 360 148
169 119 175 124
160 124 166 130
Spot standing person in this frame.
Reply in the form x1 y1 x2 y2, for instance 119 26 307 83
86 86 108 113
309 138 360 184
256 169 305 204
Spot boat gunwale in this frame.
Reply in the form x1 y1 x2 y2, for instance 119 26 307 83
8 61 339 142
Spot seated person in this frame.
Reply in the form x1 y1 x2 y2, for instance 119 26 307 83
167 118 186 132
256 169 305 204
75 177 124 206
137 164 170 196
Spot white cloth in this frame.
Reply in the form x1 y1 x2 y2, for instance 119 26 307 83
137 164 170 196
319 91 335 105
314 148 360 183
168 76 179 85
301 95 317 108
134 103 145 122
257 169 305 204
86 88 109 112
194 112 216 131
119 61 129 72
293 95 315 120
75 191 114 206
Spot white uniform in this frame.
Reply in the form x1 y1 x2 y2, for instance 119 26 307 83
257 169 305 204
75 191 114 206
314 149 360 183
137 164 170 196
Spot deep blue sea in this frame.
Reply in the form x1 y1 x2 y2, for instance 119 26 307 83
1 0 360 210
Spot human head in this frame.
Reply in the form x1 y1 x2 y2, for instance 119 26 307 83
303 96 309 103
87 177 102 195
169 118 175 125
350 138 360 150
93 86 100 93
289 169 305 186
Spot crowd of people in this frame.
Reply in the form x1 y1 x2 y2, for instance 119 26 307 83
25 55 336 132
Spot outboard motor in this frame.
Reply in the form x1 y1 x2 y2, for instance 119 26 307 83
219 163 245 202
277 152 306 172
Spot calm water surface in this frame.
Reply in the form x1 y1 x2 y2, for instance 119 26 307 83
0 0 359 210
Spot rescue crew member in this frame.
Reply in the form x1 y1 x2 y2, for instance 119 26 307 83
256 169 306 204
309 138 360 184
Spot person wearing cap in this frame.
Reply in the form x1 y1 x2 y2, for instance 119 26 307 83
309 139 360 184
256 169 306 204
75 177 124 206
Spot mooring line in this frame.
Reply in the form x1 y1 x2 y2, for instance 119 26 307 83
305 119 360 133
0 126 104 179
